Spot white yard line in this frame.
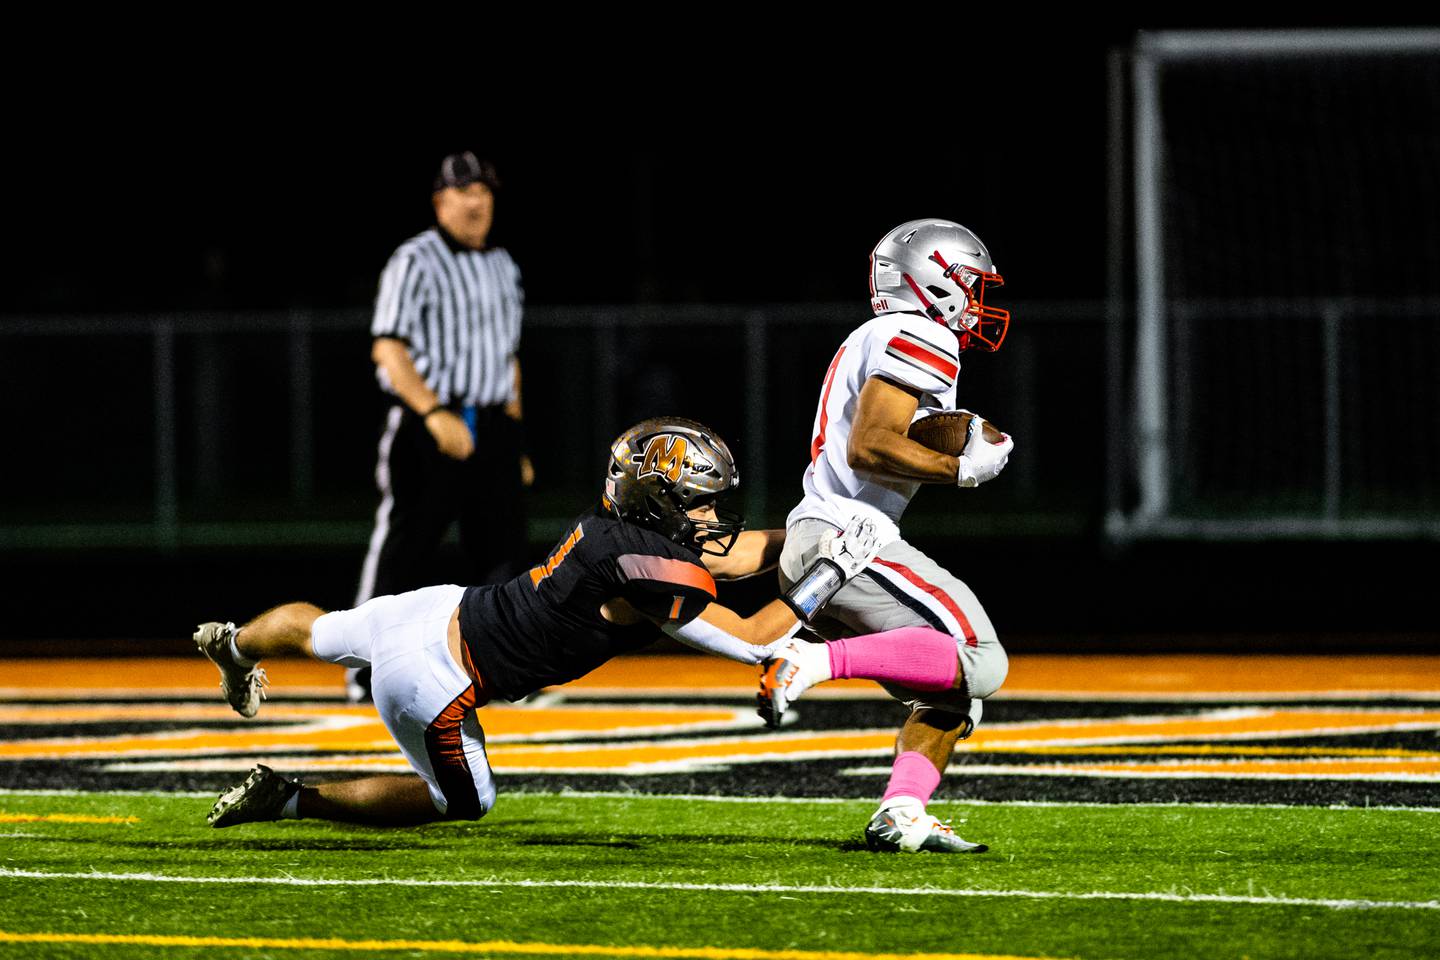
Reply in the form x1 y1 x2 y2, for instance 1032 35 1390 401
1 787 1437 813
0 868 1435 912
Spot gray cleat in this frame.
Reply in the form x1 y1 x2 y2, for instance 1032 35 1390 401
194 621 267 718
208 764 302 828
864 806 989 854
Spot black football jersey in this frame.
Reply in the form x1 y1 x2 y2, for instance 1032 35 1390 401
459 507 717 701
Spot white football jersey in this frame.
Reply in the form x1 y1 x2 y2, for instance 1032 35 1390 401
787 311 961 544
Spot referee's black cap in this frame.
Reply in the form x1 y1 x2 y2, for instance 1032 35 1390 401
434 152 500 193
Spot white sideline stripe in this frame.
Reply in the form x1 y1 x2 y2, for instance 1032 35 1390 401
0 788 1437 814
0 868 1434 912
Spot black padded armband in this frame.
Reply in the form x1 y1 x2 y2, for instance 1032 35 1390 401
782 558 846 623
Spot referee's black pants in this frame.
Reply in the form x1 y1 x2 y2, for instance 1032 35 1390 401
357 404 528 604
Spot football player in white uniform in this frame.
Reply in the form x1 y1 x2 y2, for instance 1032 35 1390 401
759 219 1014 854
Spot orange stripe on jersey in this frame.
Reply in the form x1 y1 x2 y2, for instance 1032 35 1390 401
617 555 717 598
531 523 586 589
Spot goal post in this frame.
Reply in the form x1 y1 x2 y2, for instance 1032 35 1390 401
1109 29 1440 541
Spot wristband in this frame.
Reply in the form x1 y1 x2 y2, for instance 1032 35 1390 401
782 558 846 623
420 404 444 419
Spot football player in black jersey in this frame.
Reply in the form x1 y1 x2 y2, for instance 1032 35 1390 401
197 417 881 828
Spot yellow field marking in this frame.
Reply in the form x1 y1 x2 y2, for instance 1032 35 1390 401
0 813 138 824
0 930 1053 960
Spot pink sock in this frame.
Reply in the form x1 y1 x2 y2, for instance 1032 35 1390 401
825 626 958 691
881 751 941 807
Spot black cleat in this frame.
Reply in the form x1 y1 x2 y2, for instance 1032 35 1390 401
208 764 302 828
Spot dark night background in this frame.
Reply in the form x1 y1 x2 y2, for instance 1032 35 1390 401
2 25 1436 651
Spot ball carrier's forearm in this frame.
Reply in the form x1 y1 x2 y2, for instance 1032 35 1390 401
847 378 961 483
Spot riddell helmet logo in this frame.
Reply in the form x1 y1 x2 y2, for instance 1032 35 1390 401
636 435 690 484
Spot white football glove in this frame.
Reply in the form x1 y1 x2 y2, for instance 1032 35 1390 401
956 416 1014 488
817 516 881 581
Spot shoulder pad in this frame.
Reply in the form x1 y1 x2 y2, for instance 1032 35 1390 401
866 314 960 394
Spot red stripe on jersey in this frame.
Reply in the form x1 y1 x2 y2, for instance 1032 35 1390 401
810 345 847 464
873 558 978 647
617 554 717 598
887 336 958 381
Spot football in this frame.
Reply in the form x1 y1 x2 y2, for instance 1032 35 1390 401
907 411 1006 456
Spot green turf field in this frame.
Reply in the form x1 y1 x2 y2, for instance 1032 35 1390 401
1 790 1436 960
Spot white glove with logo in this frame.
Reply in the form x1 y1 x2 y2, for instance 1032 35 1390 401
956 416 1014 488
816 516 881 581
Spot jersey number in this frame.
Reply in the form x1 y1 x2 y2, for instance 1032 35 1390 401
809 346 847 464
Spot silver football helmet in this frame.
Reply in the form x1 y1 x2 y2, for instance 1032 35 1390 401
869 219 1010 352
602 417 743 555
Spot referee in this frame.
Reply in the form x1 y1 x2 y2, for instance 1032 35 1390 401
354 152 533 688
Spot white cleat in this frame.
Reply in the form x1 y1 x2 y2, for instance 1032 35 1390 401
864 804 989 854
194 621 267 718
757 639 829 728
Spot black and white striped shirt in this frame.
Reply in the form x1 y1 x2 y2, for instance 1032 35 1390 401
371 227 524 408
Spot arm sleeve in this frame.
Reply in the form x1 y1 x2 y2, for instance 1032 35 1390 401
662 617 801 665
616 553 717 624
866 314 960 396
371 251 424 341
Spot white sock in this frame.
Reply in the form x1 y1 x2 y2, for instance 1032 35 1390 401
878 795 925 816
281 790 301 819
227 628 258 668
794 640 832 683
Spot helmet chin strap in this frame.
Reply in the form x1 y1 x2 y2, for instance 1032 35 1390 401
901 273 952 326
